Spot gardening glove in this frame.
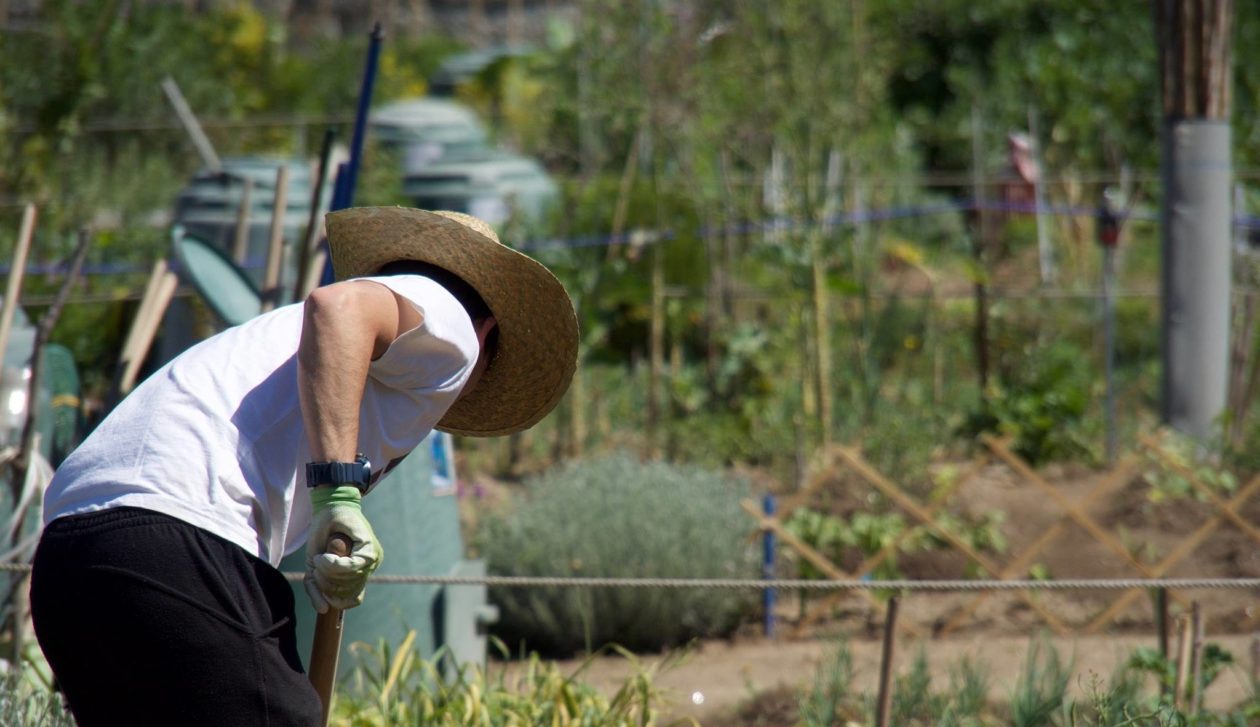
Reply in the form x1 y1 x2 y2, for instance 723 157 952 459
305 485 383 613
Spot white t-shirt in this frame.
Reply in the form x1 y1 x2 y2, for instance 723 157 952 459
43 275 478 566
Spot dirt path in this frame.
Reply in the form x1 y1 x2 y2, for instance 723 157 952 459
514 632 1258 724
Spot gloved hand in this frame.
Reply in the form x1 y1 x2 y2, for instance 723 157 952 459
305 485 383 613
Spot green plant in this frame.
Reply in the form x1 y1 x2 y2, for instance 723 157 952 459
945 655 991 724
1126 643 1235 711
891 650 949 725
474 453 757 655
784 505 1009 581
1009 636 1072 727
0 664 74 727
963 341 1098 466
785 508 907 580
797 638 862 726
1141 430 1239 504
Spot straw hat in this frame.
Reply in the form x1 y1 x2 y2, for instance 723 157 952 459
325 206 578 437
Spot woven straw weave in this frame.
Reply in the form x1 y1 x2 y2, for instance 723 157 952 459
326 206 578 437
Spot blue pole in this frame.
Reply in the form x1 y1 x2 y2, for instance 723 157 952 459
318 23 382 288
319 163 352 287
343 22 384 207
762 493 777 637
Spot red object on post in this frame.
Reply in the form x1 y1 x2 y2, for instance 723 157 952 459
1098 197 1121 248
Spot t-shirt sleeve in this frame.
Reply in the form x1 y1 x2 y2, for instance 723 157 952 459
361 275 479 394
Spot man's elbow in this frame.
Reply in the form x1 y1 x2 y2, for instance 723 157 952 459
302 282 397 357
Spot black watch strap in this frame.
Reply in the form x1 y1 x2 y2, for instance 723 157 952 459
305 454 371 492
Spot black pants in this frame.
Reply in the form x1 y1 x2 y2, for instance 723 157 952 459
30 507 322 726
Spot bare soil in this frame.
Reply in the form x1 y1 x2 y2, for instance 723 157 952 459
534 631 1259 726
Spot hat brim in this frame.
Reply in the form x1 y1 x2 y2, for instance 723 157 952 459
326 207 578 437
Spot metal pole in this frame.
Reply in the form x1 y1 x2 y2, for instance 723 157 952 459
1029 106 1055 286
1099 187 1122 465
342 23 384 207
762 494 777 637
319 164 351 288
318 23 381 288
1161 123 1233 439
1103 242 1117 466
970 105 991 394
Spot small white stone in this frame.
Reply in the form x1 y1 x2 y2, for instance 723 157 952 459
691 691 705 705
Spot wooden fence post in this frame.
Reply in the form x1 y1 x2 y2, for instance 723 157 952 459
261 165 290 313
0 203 37 362
232 176 254 265
1188 602 1205 715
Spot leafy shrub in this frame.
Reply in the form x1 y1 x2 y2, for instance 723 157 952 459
474 453 758 655
963 341 1098 465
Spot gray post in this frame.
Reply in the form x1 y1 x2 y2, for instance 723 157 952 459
1100 187 1122 465
1161 121 1232 439
1103 244 1117 465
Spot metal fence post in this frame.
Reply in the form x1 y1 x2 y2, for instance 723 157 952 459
762 493 777 637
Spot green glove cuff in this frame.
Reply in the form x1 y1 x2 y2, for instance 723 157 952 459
309 484 364 510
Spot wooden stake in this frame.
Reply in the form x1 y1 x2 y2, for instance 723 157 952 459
1188 602 1205 715
874 595 901 727
110 259 170 403
810 233 832 446
231 176 254 265
116 271 179 399
7 227 91 664
160 76 221 172
12 228 92 490
1250 633 1260 688
261 165 290 313
293 129 336 303
0 203 37 363
309 533 352 726
1157 587 1170 697
1173 614 1193 710
647 244 664 447
297 249 328 303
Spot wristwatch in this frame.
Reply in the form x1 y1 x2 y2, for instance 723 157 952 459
305 454 372 493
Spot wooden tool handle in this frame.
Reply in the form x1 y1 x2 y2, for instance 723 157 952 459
309 533 352 726
325 533 352 557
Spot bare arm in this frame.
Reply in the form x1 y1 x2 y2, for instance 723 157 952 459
297 279 423 463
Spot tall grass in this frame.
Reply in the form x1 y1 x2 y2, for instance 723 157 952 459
797 639 859 726
1009 636 1072 727
334 635 697 727
0 665 73 727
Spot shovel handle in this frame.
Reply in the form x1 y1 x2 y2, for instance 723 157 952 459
309 533 352 726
